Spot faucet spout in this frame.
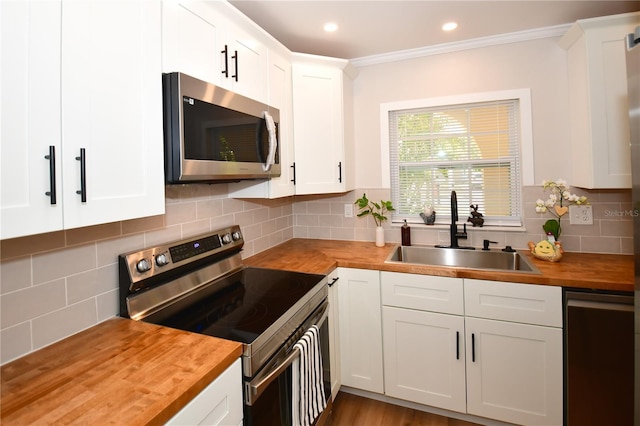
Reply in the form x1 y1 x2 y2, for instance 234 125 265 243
435 190 474 250
451 190 458 224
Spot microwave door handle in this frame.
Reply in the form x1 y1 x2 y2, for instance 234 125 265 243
262 111 277 172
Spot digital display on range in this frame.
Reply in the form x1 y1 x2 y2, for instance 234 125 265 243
169 235 222 262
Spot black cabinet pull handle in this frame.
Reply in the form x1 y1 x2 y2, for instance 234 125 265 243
471 333 476 362
231 50 238 82
338 161 342 183
456 331 460 360
290 162 296 185
44 145 57 205
328 277 339 287
75 148 86 202
221 45 229 78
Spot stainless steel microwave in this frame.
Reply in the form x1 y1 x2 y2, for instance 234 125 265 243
162 72 280 183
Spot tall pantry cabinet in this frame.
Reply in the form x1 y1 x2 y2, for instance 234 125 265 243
1 0 165 240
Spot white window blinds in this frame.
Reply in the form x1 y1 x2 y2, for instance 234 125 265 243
389 99 522 226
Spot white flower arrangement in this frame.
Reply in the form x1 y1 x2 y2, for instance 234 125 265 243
534 179 588 240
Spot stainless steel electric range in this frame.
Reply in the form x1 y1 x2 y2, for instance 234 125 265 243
118 225 331 425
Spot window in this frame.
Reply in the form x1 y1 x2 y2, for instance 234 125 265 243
381 90 534 227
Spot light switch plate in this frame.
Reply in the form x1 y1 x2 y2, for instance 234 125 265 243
569 205 593 225
344 203 353 218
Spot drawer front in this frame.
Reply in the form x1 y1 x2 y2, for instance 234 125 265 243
167 358 243 426
464 279 562 327
381 272 464 315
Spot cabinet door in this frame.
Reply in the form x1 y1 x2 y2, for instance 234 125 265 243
327 270 341 400
161 1 225 85
383 306 466 413
61 0 165 229
1 0 63 239
264 49 295 198
292 62 345 195
228 47 295 199
225 23 268 103
166 359 243 426
337 268 383 393
465 317 563 425
560 13 640 188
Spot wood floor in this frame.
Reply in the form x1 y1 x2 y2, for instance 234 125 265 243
327 392 481 426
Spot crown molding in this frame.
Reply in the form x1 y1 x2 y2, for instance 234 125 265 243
350 24 572 68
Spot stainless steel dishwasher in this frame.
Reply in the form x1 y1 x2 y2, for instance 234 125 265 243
564 290 634 425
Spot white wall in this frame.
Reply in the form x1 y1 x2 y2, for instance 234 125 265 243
352 37 570 188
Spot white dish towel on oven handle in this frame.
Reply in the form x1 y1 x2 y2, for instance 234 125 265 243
291 325 327 426
262 110 277 172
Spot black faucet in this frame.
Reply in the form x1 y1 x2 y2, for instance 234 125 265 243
437 190 474 250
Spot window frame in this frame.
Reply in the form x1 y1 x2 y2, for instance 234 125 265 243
380 89 534 227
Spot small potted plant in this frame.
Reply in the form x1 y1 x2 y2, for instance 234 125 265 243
354 193 395 247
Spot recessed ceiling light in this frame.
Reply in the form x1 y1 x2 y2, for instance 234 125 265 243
324 22 338 32
442 22 458 31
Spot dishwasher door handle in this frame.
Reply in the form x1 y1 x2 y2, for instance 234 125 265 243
566 299 634 312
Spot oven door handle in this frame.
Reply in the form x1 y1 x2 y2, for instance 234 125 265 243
245 302 329 406
246 346 300 406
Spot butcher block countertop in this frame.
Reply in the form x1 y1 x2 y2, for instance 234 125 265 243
244 239 634 293
0 318 242 426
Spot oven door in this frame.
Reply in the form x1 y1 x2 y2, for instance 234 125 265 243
244 300 331 426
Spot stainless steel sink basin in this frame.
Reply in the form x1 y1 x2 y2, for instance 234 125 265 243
385 245 541 274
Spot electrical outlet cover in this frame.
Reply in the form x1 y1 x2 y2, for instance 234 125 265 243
569 205 593 225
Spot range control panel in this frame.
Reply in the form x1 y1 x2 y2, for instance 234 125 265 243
119 225 244 291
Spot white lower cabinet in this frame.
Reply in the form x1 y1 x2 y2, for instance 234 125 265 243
465 317 563 425
327 269 341 400
167 358 243 426
337 267 384 393
464 279 563 425
382 272 466 412
380 272 563 425
383 306 466 413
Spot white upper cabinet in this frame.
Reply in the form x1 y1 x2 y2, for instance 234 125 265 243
1 0 165 240
1 0 63 239
60 1 165 230
161 1 268 103
161 1 225 85
228 47 296 199
559 12 640 189
291 54 356 195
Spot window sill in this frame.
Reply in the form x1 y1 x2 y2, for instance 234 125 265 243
391 222 527 233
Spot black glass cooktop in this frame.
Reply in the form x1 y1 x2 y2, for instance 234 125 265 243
153 267 324 344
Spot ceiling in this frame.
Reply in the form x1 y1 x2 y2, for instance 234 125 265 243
228 1 640 60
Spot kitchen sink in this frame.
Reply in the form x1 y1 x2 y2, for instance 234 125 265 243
385 245 541 274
